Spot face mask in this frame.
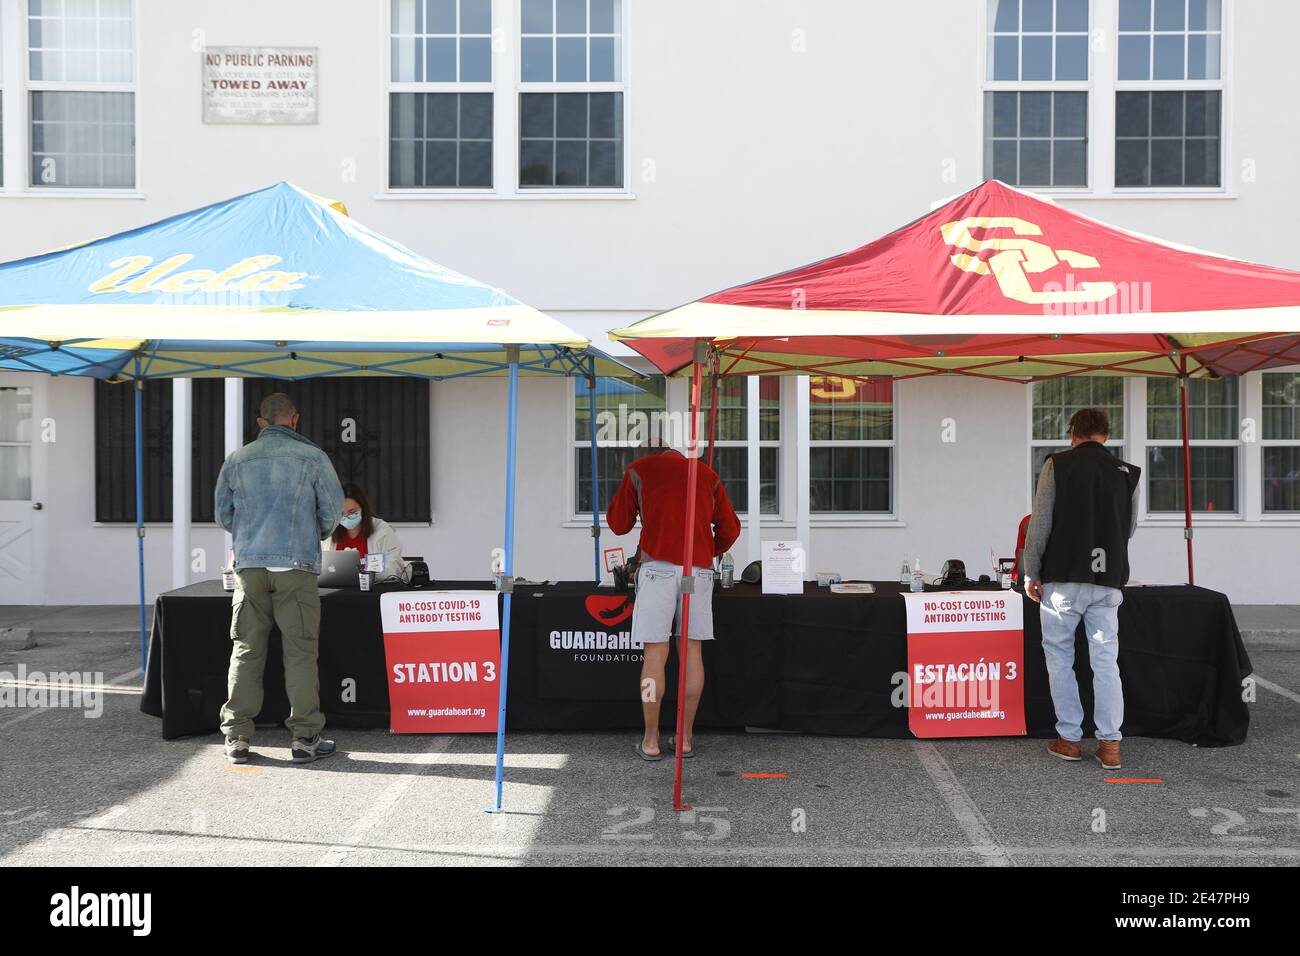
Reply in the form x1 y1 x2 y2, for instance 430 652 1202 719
339 511 362 530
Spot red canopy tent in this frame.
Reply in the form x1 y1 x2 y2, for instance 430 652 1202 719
609 179 1300 808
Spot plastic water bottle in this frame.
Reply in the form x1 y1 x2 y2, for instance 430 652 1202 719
910 558 924 593
899 556 911 586
721 552 734 589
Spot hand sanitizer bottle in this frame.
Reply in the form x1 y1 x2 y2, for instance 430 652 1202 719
900 556 911 586
910 558 925 592
721 552 734 589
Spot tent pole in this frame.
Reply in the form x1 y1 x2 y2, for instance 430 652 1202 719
705 360 721 470
1179 356 1195 586
134 358 147 673
673 342 706 812
588 355 601 583
488 347 521 813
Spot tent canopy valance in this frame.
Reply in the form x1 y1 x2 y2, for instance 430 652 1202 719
609 180 1300 381
0 181 635 381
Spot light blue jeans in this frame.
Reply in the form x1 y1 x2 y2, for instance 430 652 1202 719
1039 582 1124 742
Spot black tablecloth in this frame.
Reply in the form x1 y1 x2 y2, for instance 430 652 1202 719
141 579 1252 745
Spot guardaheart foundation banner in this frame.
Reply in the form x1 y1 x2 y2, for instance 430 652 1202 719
902 591 1026 739
380 591 500 733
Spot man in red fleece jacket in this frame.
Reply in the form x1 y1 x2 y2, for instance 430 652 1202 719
607 445 740 761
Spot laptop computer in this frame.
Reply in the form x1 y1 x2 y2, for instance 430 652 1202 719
318 549 361 588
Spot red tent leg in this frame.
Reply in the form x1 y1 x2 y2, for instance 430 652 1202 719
1179 363 1194 586
673 346 705 812
705 363 721 470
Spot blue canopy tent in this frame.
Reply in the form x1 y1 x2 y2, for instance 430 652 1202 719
0 182 640 812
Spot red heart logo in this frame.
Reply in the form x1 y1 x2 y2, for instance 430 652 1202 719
585 595 634 627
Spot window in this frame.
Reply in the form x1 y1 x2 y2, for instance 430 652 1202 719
809 377 894 514
574 375 666 516
1030 376 1125 492
0 386 32 500
93 380 225 523
1261 371 1300 513
1145 376 1238 512
243 378 432 523
28 0 136 189
1116 0 1223 187
984 0 1089 187
702 377 780 515
389 0 494 189
519 0 624 188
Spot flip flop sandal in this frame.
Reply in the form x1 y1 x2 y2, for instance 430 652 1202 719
667 736 696 759
635 741 663 762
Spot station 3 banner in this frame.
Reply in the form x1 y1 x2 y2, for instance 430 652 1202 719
380 592 500 733
902 591 1025 738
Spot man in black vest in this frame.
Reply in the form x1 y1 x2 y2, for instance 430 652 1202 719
1022 408 1140 770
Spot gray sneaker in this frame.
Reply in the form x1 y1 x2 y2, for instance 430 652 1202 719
224 735 250 764
291 735 337 763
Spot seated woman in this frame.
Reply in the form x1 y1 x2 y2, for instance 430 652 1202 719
324 483 410 583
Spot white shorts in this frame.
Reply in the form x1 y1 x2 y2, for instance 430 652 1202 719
631 559 715 644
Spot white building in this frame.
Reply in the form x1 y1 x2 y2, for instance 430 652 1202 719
0 0 1297 606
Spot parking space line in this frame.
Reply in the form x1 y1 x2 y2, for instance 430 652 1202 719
316 735 455 867
910 740 1012 867
0 668 141 729
1254 675 1300 707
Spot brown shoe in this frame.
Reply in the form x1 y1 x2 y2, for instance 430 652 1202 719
1096 740 1121 770
1047 737 1082 761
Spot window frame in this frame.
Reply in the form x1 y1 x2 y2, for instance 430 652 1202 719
698 375 782 518
3 0 141 195
568 371 669 523
386 0 498 194
807 376 898 518
516 0 628 193
1260 370 1300 515
380 0 632 200
977 0 1235 198
1140 373 1242 516
1026 374 1129 498
981 0 1094 193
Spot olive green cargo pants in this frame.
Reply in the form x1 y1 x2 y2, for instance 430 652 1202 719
219 568 325 741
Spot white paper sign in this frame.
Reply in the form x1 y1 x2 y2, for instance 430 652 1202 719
761 540 805 595
202 47 318 124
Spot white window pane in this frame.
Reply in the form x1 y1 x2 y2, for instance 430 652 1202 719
1022 0 1052 31
459 36 491 81
1119 0 1151 31
991 0 1020 33
1021 35 1051 80
1188 0 1221 31
1187 33 1220 80
64 0 98 16
991 34 1018 80
556 0 586 33
0 388 33 444
556 36 586 80
521 36 552 80
0 448 32 500
1154 0 1185 31
460 0 491 33
591 0 620 34
1153 33 1185 80
425 36 455 80
1055 0 1087 32
590 35 618 81
427 0 456 33
392 0 418 36
522 0 552 34
1055 33 1086 79
1118 34 1150 79
392 35 422 81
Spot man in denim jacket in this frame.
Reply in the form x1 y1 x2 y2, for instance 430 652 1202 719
215 392 345 765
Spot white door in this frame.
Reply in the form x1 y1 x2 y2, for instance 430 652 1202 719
0 374 47 605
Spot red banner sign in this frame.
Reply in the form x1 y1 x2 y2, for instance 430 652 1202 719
903 591 1026 738
380 591 499 733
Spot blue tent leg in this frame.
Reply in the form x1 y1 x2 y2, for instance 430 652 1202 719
487 349 520 813
134 361 147 673
588 355 601 583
